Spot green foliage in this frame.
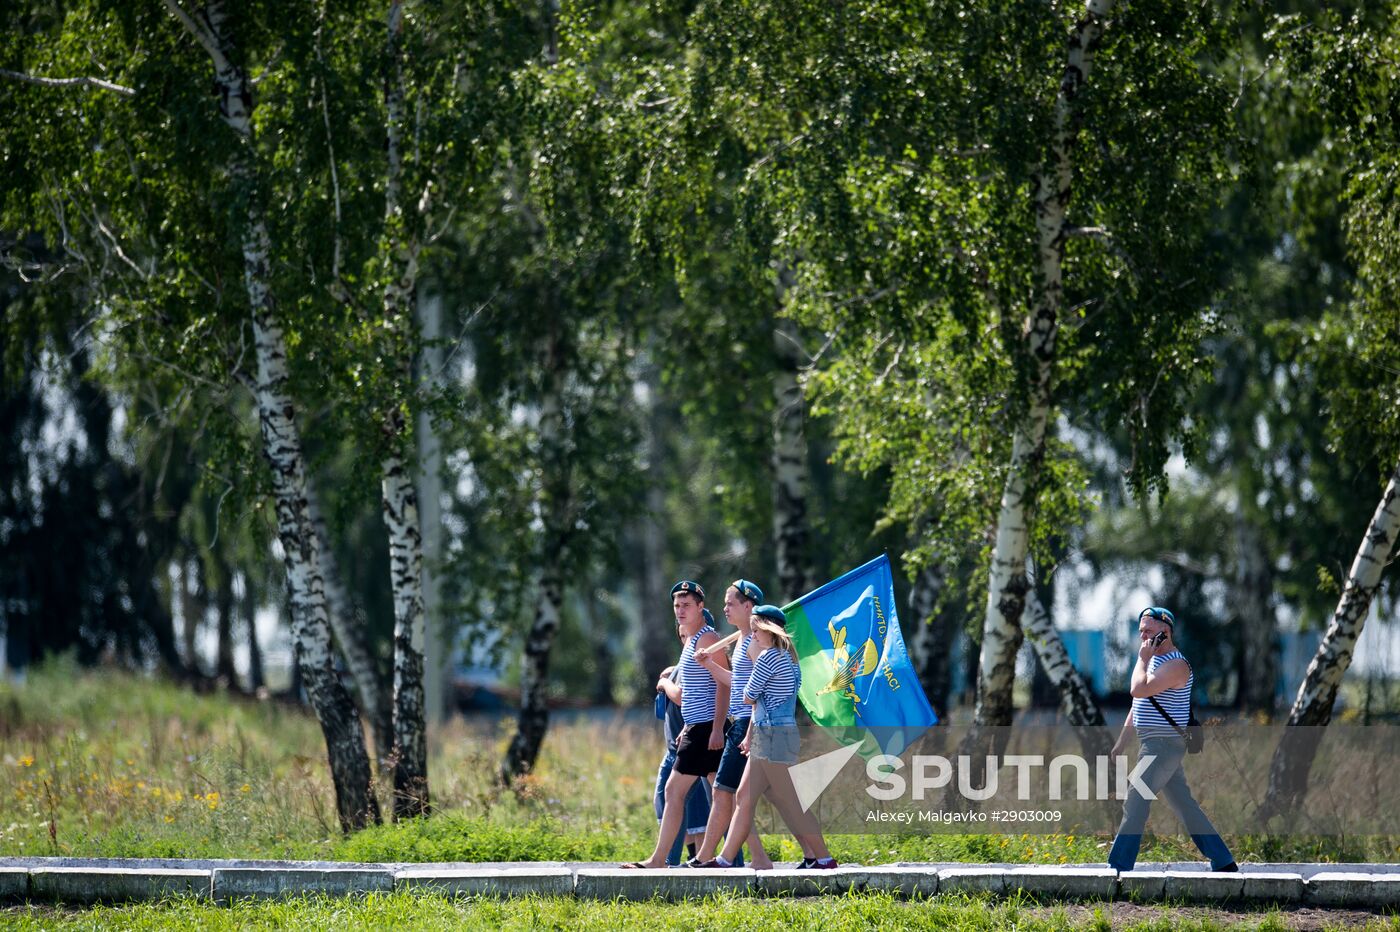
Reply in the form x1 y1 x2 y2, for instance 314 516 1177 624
3 0 1397 725
648 0 1241 617
1075 1 1398 681
1268 7 1400 472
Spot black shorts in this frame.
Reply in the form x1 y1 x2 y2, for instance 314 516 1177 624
674 720 725 776
713 717 751 792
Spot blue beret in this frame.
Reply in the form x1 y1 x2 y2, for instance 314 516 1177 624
1139 606 1176 627
701 609 715 626
752 604 787 627
671 580 705 601
731 579 764 604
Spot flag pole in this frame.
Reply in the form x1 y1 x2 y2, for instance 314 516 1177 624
697 630 742 655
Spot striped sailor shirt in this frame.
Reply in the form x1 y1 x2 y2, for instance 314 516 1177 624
745 647 801 719
679 625 720 725
727 633 756 720
1130 649 1193 738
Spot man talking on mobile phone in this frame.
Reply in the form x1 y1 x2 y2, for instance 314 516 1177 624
1107 606 1238 873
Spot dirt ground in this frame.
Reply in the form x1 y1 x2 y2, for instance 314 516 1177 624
1026 901 1398 929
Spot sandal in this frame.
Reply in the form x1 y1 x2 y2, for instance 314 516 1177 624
619 861 652 869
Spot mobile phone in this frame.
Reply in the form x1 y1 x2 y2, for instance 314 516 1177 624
1151 630 1168 648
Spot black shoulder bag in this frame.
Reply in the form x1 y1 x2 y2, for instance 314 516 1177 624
1146 688 1204 755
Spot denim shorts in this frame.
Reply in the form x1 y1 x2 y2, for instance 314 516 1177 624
751 723 800 764
712 717 751 792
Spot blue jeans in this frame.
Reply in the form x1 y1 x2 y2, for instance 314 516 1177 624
1108 735 1234 871
654 750 713 866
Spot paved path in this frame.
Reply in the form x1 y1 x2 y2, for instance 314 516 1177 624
1 858 1398 908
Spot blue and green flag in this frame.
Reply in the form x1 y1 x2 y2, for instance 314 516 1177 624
784 554 937 755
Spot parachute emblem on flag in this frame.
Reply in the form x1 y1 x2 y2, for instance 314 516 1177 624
786 554 938 757
817 620 879 701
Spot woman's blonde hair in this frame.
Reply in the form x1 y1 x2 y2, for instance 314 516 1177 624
751 615 797 661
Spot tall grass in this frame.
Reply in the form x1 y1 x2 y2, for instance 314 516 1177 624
2 661 1397 865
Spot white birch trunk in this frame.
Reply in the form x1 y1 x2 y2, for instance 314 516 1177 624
250 301 380 831
973 0 1115 730
415 289 447 727
1020 590 1105 727
166 0 379 831
1022 589 1112 758
1261 457 1400 817
502 372 571 782
503 567 565 782
382 443 429 816
378 0 430 820
772 300 814 601
307 477 394 766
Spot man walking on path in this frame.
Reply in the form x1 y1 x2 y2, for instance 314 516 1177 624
689 579 770 867
1108 606 1237 873
624 580 729 869
653 643 713 864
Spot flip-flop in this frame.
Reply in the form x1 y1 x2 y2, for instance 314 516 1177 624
618 861 651 869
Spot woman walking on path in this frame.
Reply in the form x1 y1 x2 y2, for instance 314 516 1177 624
702 604 836 870
688 579 770 867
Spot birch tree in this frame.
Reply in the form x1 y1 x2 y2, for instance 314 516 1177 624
308 474 394 766
1259 7 1400 817
1 2 381 829
593 1 831 603
677 0 1238 729
973 0 1115 730
428 24 648 779
501 327 575 783
160 0 381 830
771 308 817 599
1261 463 1400 816
373 0 431 821
296 0 533 815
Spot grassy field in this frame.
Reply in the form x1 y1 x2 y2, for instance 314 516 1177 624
3 891 1400 931
2 660 1398 866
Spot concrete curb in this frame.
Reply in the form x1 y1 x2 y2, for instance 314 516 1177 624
754 866 877 897
3 858 1400 909
936 866 1006 896
861 865 940 897
0 867 29 902
211 867 394 902
1117 869 1168 901
1162 869 1245 902
574 867 754 901
395 865 574 898
28 867 210 904
1241 871 1305 904
1305 872 1400 909
1005 866 1117 900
